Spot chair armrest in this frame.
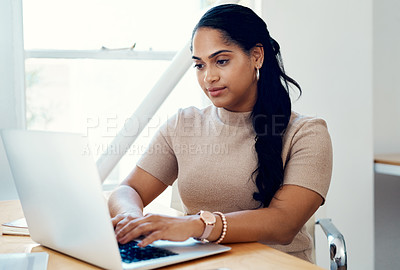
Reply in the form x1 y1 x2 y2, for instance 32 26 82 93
316 218 347 270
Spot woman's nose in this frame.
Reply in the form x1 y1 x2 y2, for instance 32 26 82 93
204 68 219 84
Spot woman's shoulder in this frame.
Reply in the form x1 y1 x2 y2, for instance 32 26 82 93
284 111 330 140
287 111 328 131
282 111 331 157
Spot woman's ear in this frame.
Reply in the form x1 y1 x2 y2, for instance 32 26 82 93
252 43 264 68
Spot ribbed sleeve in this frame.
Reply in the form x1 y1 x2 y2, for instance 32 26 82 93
282 117 333 204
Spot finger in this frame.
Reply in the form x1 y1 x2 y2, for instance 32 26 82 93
111 215 125 227
116 214 158 237
118 222 157 244
114 214 140 234
137 231 163 247
117 220 150 242
114 217 131 234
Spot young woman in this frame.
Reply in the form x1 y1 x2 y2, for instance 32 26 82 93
108 4 332 262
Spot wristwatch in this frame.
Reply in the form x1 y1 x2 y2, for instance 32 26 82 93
196 210 216 242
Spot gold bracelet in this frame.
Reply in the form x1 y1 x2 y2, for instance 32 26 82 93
213 212 227 244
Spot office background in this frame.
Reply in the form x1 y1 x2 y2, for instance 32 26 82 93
1 0 399 269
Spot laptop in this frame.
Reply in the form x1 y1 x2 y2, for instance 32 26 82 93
1 129 231 270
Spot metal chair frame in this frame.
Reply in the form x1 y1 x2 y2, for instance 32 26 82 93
316 218 347 270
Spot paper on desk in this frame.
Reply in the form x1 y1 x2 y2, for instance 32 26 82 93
0 252 48 270
1 218 29 236
2 218 27 228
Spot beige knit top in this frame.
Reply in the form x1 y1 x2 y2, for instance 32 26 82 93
137 105 332 262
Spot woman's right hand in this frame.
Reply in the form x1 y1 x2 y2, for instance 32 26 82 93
108 166 170 242
112 212 204 247
112 212 142 232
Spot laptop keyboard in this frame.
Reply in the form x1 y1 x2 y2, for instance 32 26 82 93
118 240 178 263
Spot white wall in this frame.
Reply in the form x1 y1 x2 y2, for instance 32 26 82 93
373 0 400 154
373 0 400 269
262 1 374 269
0 0 25 200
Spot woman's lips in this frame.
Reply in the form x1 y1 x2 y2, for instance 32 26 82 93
207 87 226 97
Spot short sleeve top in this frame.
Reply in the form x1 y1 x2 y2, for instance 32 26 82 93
137 105 333 256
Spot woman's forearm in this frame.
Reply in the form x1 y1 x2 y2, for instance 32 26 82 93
221 208 296 245
108 185 145 218
207 185 322 245
200 207 293 246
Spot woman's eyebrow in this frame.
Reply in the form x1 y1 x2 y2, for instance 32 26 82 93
208 49 233 59
192 49 233 60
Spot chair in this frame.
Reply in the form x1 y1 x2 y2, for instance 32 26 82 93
314 218 347 270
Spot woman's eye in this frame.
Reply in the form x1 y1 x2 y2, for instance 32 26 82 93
217 59 229 66
193 63 204 70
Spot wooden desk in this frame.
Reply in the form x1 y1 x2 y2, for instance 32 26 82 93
0 200 323 270
374 153 400 176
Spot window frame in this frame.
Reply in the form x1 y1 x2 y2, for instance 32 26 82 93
21 0 259 190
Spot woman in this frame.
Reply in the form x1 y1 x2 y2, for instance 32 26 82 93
108 4 332 262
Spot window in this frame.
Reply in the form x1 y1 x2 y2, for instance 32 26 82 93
23 0 257 195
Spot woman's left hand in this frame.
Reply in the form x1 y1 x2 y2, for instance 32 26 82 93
114 213 202 247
